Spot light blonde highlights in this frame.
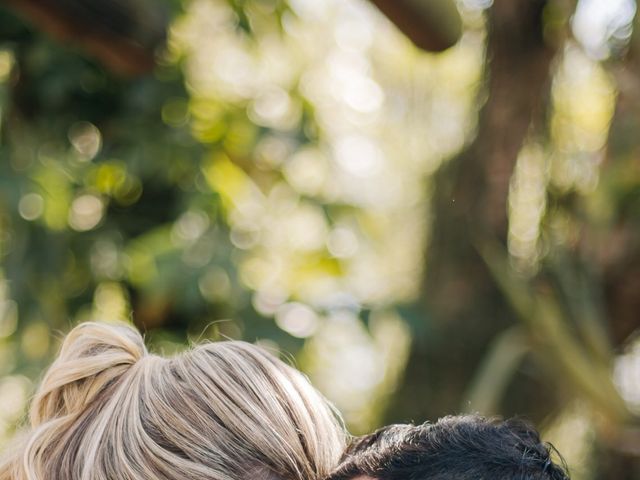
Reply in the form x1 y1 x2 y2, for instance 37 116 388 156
0 322 345 480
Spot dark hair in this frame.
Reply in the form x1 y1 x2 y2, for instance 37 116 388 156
327 415 570 480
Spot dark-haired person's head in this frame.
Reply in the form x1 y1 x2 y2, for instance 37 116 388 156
327 415 569 480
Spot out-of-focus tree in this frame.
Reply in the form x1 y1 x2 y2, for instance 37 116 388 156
386 1 640 479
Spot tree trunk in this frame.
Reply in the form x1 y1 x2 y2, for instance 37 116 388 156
386 0 557 423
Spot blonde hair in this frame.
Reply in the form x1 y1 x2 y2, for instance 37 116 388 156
0 322 345 480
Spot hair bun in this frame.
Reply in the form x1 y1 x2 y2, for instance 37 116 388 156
30 321 147 426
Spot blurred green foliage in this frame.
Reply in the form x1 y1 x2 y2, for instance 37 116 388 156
0 0 463 437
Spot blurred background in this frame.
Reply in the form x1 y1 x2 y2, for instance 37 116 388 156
0 0 639 477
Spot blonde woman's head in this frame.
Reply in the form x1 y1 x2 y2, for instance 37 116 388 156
0 322 345 480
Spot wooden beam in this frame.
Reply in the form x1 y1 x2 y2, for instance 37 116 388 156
368 0 462 52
